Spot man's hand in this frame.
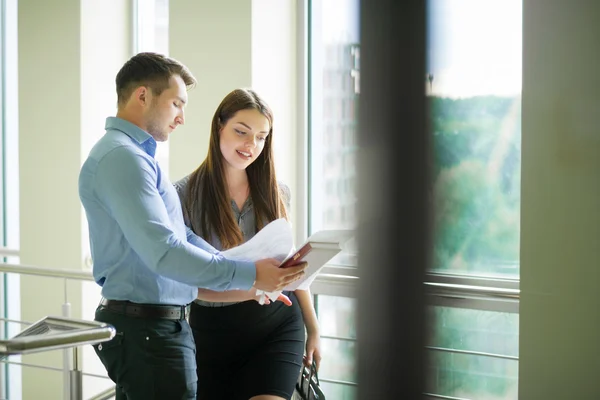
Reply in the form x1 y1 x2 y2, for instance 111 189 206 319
254 258 307 292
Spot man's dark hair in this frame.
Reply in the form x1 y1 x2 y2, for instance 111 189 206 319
115 52 196 106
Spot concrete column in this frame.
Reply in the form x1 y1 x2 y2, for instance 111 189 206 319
519 0 600 398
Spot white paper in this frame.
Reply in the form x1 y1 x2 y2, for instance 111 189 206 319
258 230 354 300
221 218 294 304
221 218 294 263
222 219 354 303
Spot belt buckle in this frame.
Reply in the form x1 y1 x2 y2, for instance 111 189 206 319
182 304 190 320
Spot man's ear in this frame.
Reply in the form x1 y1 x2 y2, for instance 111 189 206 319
134 86 149 106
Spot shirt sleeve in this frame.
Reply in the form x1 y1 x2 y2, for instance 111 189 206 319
186 225 219 255
93 147 256 291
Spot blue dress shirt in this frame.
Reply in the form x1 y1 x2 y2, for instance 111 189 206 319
79 117 256 305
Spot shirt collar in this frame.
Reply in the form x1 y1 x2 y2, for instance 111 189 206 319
105 116 157 157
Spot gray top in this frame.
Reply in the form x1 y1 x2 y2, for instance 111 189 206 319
174 174 291 307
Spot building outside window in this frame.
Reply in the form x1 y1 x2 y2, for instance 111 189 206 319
307 0 360 398
133 0 171 177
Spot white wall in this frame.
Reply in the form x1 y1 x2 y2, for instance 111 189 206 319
168 0 253 183
18 1 84 397
18 0 130 398
519 0 600 398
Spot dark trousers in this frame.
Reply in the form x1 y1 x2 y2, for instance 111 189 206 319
191 295 305 400
93 306 197 400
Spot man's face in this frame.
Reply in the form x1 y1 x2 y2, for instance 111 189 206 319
144 75 187 142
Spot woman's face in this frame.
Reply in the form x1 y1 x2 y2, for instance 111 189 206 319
219 109 270 171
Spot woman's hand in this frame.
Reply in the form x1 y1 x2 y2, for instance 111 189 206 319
250 288 293 306
304 330 322 371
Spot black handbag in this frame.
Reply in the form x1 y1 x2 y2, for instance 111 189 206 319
295 361 325 400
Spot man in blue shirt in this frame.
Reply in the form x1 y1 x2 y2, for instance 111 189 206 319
79 52 306 399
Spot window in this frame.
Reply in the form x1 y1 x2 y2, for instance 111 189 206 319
309 0 359 234
428 0 522 279
132 0 171 177
307 0 521 398
307 0 360 398
426 305 519 398
1 0 22 398
315 295 357 399
426 0 522 398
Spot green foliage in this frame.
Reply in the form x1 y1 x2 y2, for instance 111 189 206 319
431 96 521 275
429 96 521 398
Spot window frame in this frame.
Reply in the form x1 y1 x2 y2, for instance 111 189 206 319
301 0 521 304
301 0 521 397
1 0 21 397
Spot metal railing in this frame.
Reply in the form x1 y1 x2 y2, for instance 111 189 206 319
0 248 20 258
0 316 114 355
307 266 521 398
87 386 117 400
0 316 115 400
0 248 117 400
0 247 521 400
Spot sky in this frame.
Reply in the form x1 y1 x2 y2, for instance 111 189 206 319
319 0 522 99
321 0 360 44
427 0 523 98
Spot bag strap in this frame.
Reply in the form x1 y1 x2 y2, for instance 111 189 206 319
310 360 320 385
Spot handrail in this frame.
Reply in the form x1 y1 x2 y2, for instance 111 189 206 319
87 386 116 400
0 262 93 281
0 316 114 356
425 345 519 361
424 282 520 300
425 271 520 290
0 316 115 400
1 359 112 380
0 261 522 301
0 247 20 257
424 393 470 400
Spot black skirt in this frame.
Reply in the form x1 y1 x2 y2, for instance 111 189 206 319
189 292 305 400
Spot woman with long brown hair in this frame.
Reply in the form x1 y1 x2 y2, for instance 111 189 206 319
174 88 321 400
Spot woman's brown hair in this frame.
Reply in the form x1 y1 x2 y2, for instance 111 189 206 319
183 88 288 249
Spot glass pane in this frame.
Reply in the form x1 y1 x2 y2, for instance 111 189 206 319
309 0 360 235
321 381 357 400
134 0 171 178
3 1 21 398
316 295 357 339
427 306 519 357
427 351 519 399
427 0 522 278
427 306 519 398
134 0 169 54
319 337 357 384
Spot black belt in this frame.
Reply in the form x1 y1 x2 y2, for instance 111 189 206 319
99 298 190 320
